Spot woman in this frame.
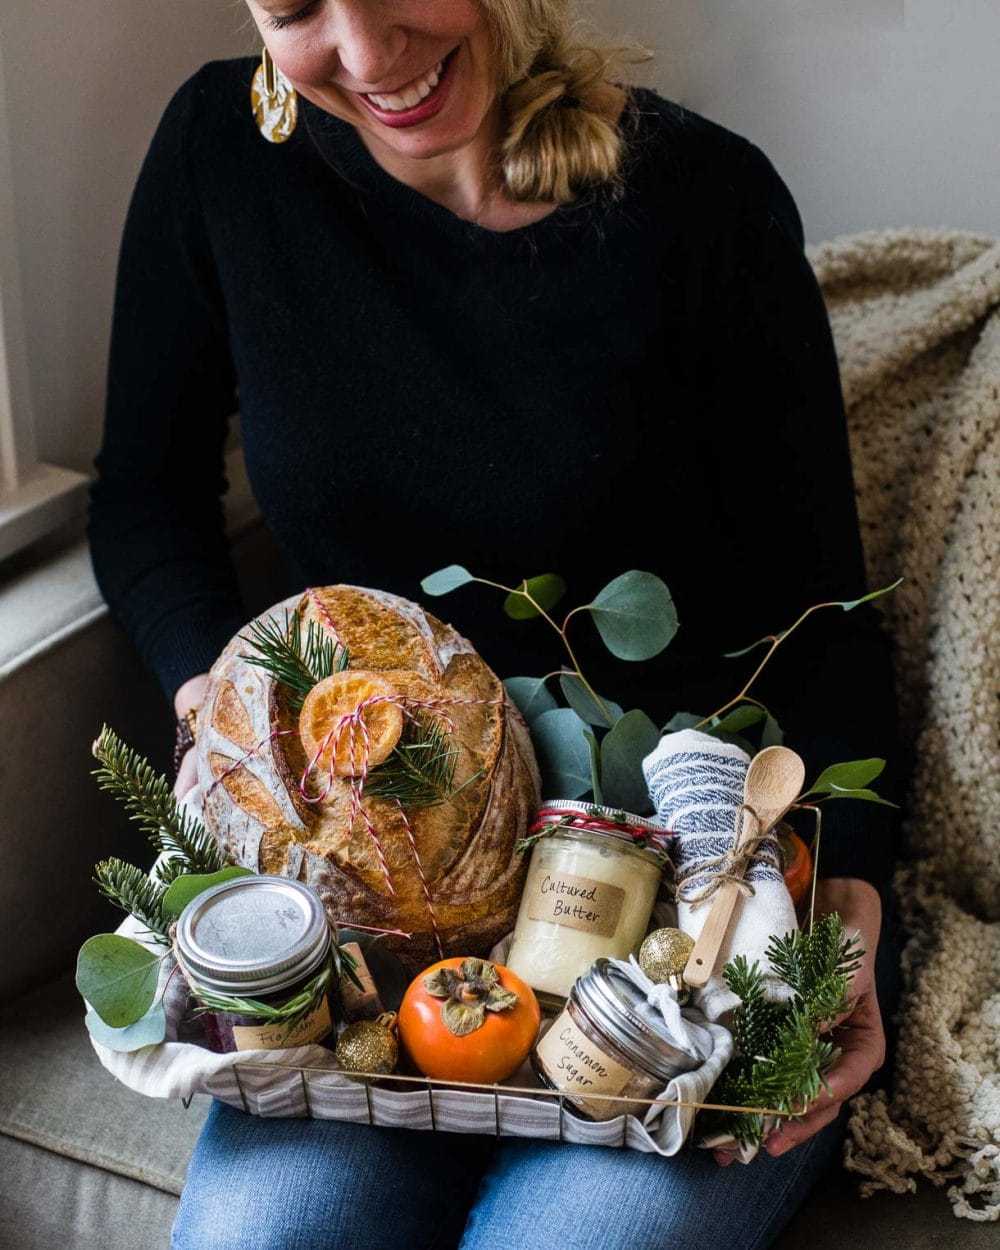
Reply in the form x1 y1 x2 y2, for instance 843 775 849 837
89 2 898 1246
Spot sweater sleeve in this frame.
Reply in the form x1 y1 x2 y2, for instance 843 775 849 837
88 69 247 703
702 141 902 892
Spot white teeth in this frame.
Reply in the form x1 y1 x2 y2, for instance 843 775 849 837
366 60 445 112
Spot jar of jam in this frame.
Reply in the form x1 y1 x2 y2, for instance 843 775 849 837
506 802 668 1007
532 958 703 1121
175 875 334 1054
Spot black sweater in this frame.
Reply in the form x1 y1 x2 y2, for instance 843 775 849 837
89 59 900 889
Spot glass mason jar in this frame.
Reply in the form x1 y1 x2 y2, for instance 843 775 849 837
505 802 668 1007
532 958 701 1121
175 875 334 1054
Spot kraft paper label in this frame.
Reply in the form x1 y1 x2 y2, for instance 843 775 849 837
338 942 385 1020
525 868 624 938
231 997 332 1051
535 1014 633 1119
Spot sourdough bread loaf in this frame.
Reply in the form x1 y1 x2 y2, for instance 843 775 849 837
196 585 540 971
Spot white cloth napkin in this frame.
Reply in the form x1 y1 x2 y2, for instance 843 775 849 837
643 729 797 1020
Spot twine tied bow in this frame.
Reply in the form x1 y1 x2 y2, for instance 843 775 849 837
674 804 776 906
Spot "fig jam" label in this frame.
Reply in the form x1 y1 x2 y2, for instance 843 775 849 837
525 869 624 938
231 997 332 1051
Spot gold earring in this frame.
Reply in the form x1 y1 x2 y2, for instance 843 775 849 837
251 47 298 144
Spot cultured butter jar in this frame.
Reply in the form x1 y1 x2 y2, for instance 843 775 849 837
532 958 701 1121
175 875 335 1054
505 802 668 1007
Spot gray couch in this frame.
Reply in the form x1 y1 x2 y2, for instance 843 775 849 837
0 523 991 1249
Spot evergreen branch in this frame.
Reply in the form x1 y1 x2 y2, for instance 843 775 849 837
93 858 172 944
363 717 478 810
91 726 224 874
707 914 863 1147
239 611 348 711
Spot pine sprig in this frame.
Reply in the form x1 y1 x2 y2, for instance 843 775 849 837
239 611 348 711
94 858 172 944
707 912 862 1147
191 956 337 1039
91 726 224 874
363 716 479 810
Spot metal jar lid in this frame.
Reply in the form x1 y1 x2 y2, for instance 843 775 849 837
175 875 331 996
571 959 701 1083
534 800 670 860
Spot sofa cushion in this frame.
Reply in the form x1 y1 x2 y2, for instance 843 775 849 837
0 973 208 1193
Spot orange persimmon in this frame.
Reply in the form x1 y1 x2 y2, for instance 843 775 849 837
779 829 814 906
397 957 541 1085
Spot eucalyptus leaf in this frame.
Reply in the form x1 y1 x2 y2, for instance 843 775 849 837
504 574 568 621
761 713 784 748
85 1000 167 1053
559 674 623 728
162 867 255 917
587 571 678 662
723 633 782 659
713 732 756 756
838 579 903 612
531 708 593 799
599 709 660 814
663 711 703 733
421 565 474 596
826 785 898 807
704 705 766 736
76 934 162 1029
503 676 557 723
583 730 603 804
803 759 886 797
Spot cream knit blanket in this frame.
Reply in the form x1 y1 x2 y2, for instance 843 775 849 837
807 229 1000 1222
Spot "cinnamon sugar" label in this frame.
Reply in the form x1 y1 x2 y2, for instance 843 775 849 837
525 868 624 938
534 1013 633 1119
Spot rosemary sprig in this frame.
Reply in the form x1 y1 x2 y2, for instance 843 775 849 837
240 611 349 710
364 716 479 810
91 726 225 874
191 956 336 1039
94 858 172 944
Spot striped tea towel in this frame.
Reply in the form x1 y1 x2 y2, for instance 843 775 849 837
642 730 797 1020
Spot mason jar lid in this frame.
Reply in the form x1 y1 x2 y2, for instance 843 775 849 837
571 959 701 1083
534 800 670 861
175 875 331 996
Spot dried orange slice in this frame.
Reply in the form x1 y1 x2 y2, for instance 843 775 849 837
299 670 404 778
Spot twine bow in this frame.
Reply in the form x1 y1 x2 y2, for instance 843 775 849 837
674 804 776 906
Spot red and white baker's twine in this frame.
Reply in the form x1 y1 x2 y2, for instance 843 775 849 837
206 655 508 948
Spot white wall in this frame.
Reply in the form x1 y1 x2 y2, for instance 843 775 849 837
1 1 997 477
0 2 249 475
588 0 1000 242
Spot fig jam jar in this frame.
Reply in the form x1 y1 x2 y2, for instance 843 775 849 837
175 875 334 1054
506 802 668 1008
532 959 702 1121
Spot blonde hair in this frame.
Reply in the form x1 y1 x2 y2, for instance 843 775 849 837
480 0 650 204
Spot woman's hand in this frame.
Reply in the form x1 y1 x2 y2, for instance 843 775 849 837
715 876 885 1165
173 672 211 799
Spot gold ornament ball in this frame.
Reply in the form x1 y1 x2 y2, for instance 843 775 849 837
639 928 694 983
335 1013 398 1075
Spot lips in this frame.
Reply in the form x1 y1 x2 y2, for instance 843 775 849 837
355 47 459 129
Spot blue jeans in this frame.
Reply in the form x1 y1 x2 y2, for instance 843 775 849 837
172 933 899 1250
171 1096 845 1250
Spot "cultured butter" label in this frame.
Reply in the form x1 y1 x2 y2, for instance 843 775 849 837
535 1014 633 1119
525 868 624 938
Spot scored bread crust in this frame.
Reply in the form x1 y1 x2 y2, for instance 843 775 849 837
196 585 540 972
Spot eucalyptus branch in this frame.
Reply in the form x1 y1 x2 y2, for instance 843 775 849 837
91 726 225 874
695 579 902 730
473 576 614 725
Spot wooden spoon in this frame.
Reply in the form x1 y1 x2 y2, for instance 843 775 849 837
683 745 806 989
